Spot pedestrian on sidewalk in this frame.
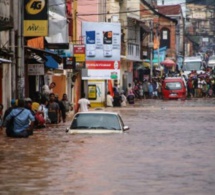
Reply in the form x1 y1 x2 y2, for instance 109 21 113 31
120 91 127 107
113 88 122 107
106 91 113 107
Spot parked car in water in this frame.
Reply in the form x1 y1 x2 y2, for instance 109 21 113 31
162 77 187 100
66 111 129 134
208 55 215 69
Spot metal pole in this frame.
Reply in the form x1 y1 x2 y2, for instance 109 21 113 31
17 0 25 98
73 0 77 42
157 25 160 68
149 21 153 81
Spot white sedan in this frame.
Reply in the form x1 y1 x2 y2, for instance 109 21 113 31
208 55 215 69
66 111 129 134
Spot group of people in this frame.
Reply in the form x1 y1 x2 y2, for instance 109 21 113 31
186 69 215 98
106 84 137 107
124 67 215 101
125 79 162 100
0 81 73 138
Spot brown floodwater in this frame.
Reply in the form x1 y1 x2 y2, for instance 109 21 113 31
0 98 215 195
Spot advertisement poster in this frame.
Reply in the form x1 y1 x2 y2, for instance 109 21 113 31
82 22 121 80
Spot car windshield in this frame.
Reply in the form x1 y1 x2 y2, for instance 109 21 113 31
70 113 122 130
209 56 215 61
165 82 182 90
184 62 202 71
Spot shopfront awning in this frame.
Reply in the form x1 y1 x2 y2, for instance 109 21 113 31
25 46 62 64
45 55 58 69
0 58 12 63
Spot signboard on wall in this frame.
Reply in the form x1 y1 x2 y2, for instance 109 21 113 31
23 0 48 36
74 45 85 62
28 64 44 75
82 22 121 80
63 57 76 69
88 85 97 100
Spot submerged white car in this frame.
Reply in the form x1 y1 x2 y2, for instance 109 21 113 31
208 55 215 69
66 111 129 134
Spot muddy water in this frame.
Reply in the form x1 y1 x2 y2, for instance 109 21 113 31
0 99 215 195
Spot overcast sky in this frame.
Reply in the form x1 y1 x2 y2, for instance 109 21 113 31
157 0 185 5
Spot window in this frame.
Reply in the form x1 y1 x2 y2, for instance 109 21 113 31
71 114 121 130
163 30 168 40
165 82 182 90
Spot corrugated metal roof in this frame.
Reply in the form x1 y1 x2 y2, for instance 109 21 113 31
157 5 182 15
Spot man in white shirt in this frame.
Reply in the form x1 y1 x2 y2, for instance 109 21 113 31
106 91 113 107
76 93 91 113
42 82 56 99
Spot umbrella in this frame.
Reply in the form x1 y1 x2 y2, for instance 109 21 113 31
160 59 176 68
143 61 150 68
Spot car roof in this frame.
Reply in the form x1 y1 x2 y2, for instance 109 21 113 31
184 56 202 62
75 111 119 115
164 77 184 80
209 56 215 62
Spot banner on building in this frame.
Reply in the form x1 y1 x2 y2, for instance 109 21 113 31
82 22 121 80
23 0 48 37
153 46 167 63
45 0 69 49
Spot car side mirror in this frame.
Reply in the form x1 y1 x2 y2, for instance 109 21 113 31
123 126 129 131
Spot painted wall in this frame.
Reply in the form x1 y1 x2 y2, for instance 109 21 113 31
77 0 99 42
52 75 67 99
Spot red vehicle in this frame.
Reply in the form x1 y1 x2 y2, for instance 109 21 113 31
162 77 187 100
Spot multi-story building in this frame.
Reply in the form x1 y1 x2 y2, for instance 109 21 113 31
186 2 215 55
0 1 14 109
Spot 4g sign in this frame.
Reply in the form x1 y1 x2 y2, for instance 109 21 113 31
23 0 48 37
25 0 46 15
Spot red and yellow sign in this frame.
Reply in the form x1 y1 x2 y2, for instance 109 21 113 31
73 45 85 62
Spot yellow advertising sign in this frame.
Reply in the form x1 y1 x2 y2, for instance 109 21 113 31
74 54 85 62
23 0 48 37
88 85 97 100
24 20 48 36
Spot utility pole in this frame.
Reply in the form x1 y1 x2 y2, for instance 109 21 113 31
149 21 154 81
73 0 77 42
17 0 25 98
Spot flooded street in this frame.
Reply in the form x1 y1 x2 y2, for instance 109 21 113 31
0 98 215 195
